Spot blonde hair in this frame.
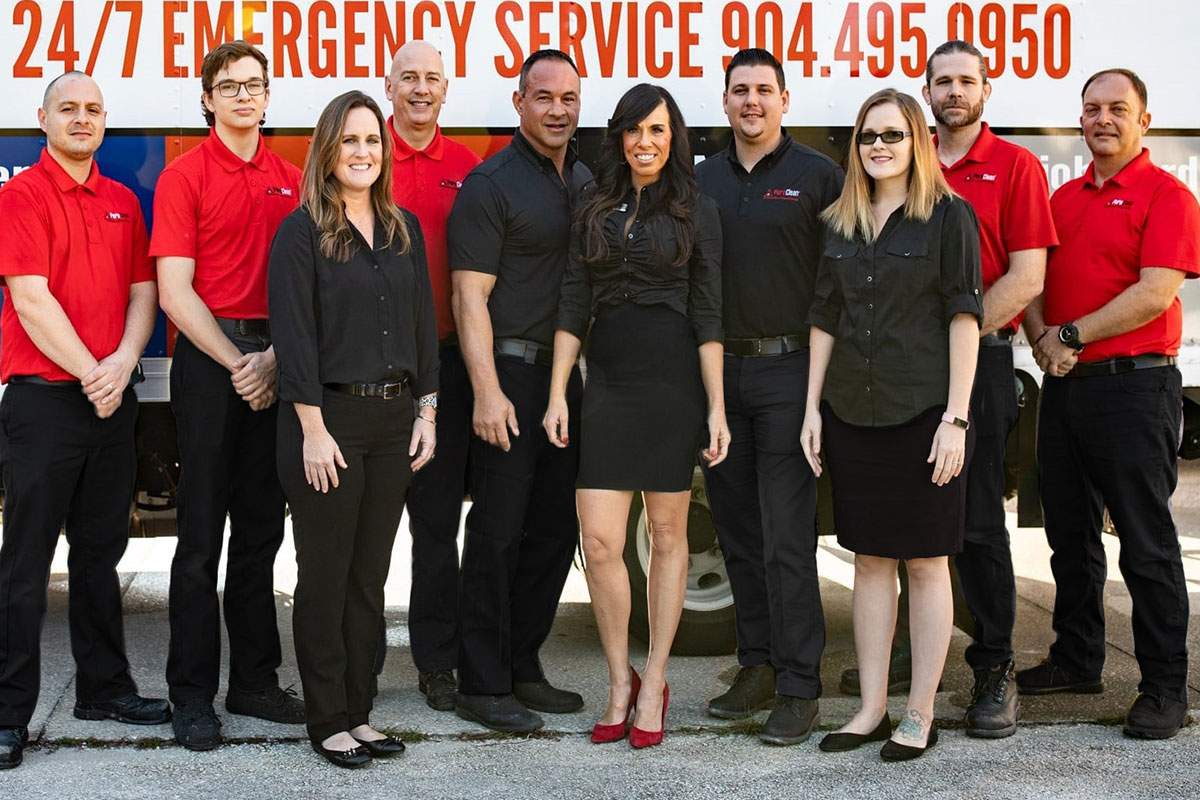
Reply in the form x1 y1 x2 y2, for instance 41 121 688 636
821 88 953 241
302 90 410 262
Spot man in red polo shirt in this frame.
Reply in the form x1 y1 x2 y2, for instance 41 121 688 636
1020 68 1198 740
379 40 481 710
0 72 166 771
152 41 304 751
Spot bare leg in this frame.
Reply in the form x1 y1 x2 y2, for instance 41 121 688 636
894 555 953 746
633 490 691 733
321 731 359 750
578 488 637 726
348 724 385 741
837 554 899 734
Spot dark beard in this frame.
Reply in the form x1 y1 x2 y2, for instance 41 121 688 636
932 99 983 129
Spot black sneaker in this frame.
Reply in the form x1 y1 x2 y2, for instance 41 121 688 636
965 661 1019 739
1016 659 1103 696
706 665 776 720
173 702 222 752
225 685 306 724
74 693 172 725
758 695 819 746
419 670 457 712
1123 693 1190 740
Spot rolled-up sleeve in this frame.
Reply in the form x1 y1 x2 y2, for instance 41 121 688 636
939 197 984 324
687 198 723 345
406 211 440 396
556 225 593 340
268 211 324 406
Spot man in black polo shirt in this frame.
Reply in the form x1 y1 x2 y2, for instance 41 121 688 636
697 49 843 745
447 49 591 734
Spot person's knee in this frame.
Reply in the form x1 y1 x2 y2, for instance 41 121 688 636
855 553 897 579
904 556 949 584
581 528 623 566
646 513 687 556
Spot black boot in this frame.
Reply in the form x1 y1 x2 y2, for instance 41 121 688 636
706 665 775 719
965 661 1019 739
1123 694 1189 740
758 696 819 746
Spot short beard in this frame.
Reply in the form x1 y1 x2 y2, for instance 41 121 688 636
932 99 983 129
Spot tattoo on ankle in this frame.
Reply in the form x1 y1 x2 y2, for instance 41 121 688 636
896 709 926 739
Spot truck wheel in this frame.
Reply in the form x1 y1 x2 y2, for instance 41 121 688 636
622 469 738 656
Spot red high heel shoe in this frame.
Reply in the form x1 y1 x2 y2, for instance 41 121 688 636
630 684 669 749
591 668 641 744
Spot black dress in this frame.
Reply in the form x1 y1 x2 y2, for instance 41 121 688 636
557 184 723 492
808 195 982 559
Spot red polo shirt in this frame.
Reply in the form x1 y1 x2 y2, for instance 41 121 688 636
388 118 481 340
150 130 301 318
1044 148 1200 362
0 150 154 383
936 123 1058 331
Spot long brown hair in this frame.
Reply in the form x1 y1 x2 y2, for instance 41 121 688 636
821 88 953 241
302 90 410 262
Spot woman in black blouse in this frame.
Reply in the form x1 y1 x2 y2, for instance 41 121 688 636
543 84 728 749
800 89 981 761
269 91 438 768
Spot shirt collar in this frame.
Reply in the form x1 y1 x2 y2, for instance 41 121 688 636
1083 147 1153 189
512 129 576 175
388 117 445 162
935 122 998 168
724 130 793 171
39 148 101 194
203 128 269 172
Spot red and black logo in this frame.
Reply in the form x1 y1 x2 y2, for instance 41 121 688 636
762 188 801 201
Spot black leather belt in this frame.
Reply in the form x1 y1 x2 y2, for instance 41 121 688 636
495 337 553 367
1064 354 1176 378
8 362 145 387
724 334 809 357
326 378 410 399
980 330 1014 347
216 317 271 338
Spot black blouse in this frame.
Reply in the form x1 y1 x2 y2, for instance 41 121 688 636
557 183 723 344
809 194 982 427
269 206 439 407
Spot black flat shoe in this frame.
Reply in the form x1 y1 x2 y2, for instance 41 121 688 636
311 740 372 769
880 723 939 762
819 715 892 752
353 735 406 756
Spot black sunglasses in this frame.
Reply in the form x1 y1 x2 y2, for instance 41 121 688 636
856 130 912 146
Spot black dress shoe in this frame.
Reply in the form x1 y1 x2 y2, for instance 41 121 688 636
758 695 819 746
419 670 458 712
1123 693 1190 740
172 702 223 752
819 715 892 752
455 693 544 733
0 727 27 770
1016 659 1103 696
311 739 372 769
512 680 584 714
880 723 939 762
706 665 776 720
226 685 306 724
966 661 1019 739
353 735 406 756
74 693 172 725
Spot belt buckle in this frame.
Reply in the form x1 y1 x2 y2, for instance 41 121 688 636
523 345 537 365
753 339 764 356
381 383 399 400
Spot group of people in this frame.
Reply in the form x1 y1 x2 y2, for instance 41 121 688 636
0 33 1194 772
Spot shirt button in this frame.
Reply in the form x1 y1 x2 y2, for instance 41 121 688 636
904 251 911 256
866 276 873 282
867 303 874 310
373 265 380 270
865 386 871 392
379 295 386 301
866 330 871 336
383 330 389 336
628 233 634 239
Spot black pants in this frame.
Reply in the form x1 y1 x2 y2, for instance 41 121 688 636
457 356 581 696
405 344 472 673
278 390 413 742
167 334 285 705
0 383 139 727
701 349 824 698
1038 367 1189 702
955 344 1021 670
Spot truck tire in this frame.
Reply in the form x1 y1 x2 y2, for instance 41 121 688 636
622 469 738 656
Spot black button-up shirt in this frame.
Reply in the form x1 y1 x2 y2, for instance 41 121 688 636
447 131 593 347
269 206 440 406
695 133 843 340
557 183 722 344
809 195 983 427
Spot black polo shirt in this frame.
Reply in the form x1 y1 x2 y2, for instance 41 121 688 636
448 131 593 347
809 195 983 427
695 132 843 341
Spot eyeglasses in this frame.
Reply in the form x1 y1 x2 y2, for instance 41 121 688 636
856 130 912 146
212 79 268 98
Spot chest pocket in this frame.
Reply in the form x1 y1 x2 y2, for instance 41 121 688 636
881 236 934 297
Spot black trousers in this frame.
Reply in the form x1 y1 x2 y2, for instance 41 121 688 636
955 344 1021 670
0 383 139 727
278 390 413 742
1038 367 1189 702
701 349 824 698
405 344 472 673
457 356 581 696
167 334 285 704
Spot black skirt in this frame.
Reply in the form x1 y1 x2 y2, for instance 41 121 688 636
822 404 974 559
577 302 705 492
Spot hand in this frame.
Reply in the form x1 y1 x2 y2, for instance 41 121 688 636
473 389 519 452
303 426 348 493
82 353 135 416
800 411 823 477
410 416 437 471
928 422 967 486
231 349 278 407
247 384 278 412
701 409 731 468
1032 325 1080 377
542 394 570 448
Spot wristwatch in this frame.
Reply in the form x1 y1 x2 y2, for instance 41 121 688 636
941 413 970 431
1058 322 1085 352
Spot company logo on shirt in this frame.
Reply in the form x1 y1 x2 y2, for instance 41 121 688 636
104 211 129 222
1107 198 1135 208
439 178 464 190
266 186 294 197
967 172 998 182
763 188 801 201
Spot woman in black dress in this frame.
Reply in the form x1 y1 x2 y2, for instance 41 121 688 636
800 89 981 761
270 91 438 768
542 84 728 749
